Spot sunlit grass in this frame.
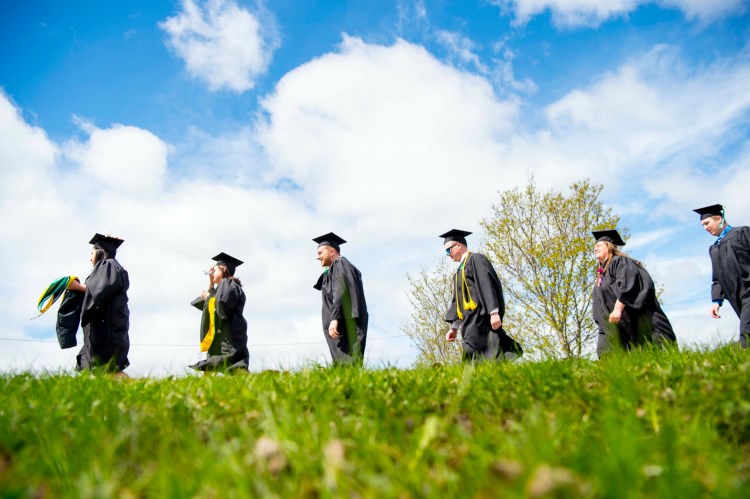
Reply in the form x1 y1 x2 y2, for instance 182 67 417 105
1 347 749 497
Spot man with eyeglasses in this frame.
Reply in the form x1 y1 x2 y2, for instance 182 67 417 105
441 229 522 362
313 232 369 364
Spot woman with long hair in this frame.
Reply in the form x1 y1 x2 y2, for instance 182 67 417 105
189 252 249 372
592 230 676 358
67 233 130 376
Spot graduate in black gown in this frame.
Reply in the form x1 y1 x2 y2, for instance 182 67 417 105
67 233 130 375
189 253 249 372
694 204 750 347
313 233 368 365
441 229 522 362
591 230 676 357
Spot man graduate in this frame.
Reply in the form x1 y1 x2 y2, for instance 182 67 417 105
313 232 369 365
694 204 750 347
441 229 522 361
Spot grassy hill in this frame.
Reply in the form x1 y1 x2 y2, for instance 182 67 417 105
1 347 749 498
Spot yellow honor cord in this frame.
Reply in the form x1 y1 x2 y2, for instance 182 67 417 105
200 296 216 352
455 253 478 320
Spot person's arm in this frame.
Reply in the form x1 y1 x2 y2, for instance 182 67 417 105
710 247 725 319
445 273 460 341
68 278 86 293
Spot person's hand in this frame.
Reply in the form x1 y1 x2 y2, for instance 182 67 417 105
490 312 502 330
208 267 215 286
328 320 341 339
446 328 458 342
200 290 209 300
711 303 721 319
608 309 622 323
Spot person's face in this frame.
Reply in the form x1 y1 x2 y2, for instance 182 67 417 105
701 216 723 237
317 245 334 267
211 265 224 284
89 249 96 266
594 241 611 264
444 242 462 262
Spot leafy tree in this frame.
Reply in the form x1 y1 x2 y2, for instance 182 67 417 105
401 257 463 365
481 177 622 358
402 177 622 362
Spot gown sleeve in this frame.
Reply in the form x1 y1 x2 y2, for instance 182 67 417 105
215 279 240 320
330 263 347 321
83 260 124 311
610 256 650 309
708 245 725 302
191 296 206 310
471 254 504 317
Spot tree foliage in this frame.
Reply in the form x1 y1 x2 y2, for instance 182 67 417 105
401 257 463 366
402 177 622 362
481 177 622 358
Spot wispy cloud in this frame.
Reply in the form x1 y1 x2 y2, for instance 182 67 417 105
493 0 747 28
159 0 279 92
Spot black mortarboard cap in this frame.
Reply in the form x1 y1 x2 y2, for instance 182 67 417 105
212 252 243 275
592 230 626 247
313 232 346 252
89 233 124 257
439 229 472 246
693 204 724 221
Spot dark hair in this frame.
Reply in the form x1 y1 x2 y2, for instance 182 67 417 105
216 264 242 287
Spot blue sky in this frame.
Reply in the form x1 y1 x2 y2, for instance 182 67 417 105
1 0 749 374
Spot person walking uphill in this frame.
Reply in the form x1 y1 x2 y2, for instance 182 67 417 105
441 229 522 362
189 253 249 372
313 232 369 365
591 229 676 357
694 204 750 347
66 233 130 376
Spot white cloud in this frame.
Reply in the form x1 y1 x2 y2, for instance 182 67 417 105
503 45 750 194
259 36 520 238
494 0 747 27
64 120 168 192
160 0 279 92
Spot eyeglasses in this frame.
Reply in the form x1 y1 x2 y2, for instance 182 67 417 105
445 244 458 255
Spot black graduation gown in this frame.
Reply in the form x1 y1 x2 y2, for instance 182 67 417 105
314 257 368 364
444 252 522 361
190 278 249 371
709 226 750 346
77 258 130 372
56 288 84 349
592 255 676 357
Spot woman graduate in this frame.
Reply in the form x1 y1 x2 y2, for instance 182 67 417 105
67 233 130 375
189 253 249 372
591 230 677 357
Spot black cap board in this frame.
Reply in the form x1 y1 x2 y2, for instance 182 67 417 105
693 204 724 221
313 232 346 252
89 233 124 257
439 229 472 246
592 230 626 247
213 252 243 275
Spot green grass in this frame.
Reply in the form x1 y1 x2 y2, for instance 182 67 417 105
2 347 750 498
